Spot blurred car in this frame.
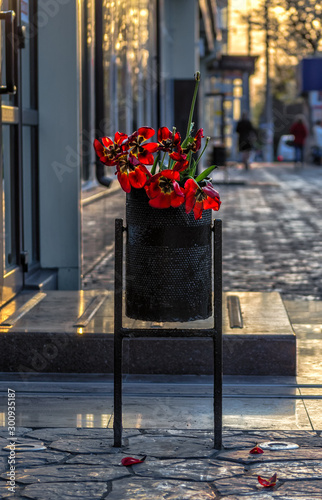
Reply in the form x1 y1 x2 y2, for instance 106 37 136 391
276 134 295 161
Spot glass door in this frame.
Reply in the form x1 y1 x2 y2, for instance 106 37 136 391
0 0 38 307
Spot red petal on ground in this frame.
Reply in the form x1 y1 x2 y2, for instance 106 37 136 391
249 445 264 454
258 473 277 487
121 456 146 466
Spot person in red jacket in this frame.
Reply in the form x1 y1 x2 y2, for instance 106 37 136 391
290 115 308 165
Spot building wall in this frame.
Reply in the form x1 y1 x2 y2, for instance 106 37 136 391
38 0 81 289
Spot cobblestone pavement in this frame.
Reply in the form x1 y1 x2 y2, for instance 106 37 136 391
82 162 322 301
2 428 322 498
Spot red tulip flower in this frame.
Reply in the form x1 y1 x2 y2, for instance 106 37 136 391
93 74 221 212
116 154 150 193
191 128 204 152
127 127 158 165
145 170 185 209
182 128 204 154
93 132 128 166
170 151 189 172
184 179 221 220
157 127 181 153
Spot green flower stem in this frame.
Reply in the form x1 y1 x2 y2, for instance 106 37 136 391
151 152 160 175
194 137 210 168
183 72 200 146
159 151 167 170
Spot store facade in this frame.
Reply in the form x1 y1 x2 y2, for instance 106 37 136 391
0 0 222 306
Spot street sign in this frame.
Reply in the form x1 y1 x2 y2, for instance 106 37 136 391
208 55 258 74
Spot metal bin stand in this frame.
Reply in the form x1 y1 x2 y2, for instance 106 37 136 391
113 218 223 449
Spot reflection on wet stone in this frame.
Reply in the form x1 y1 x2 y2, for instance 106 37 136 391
250 460 322 480
132 458 245 481
48 438 118 454
124 434 216 458
105 478 216 500
274 480 322 497
212 475 260 496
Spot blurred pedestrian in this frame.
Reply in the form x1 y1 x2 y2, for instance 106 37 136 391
290 115 308 165
312 120 322 165
236 111 257 170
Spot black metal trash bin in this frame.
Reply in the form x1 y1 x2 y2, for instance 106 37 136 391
125 188 212 322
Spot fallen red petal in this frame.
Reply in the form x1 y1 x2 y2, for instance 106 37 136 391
249 445 264 454
258 473 277 487
121 456 146 466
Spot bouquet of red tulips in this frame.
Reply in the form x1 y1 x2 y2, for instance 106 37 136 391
94 72 221 220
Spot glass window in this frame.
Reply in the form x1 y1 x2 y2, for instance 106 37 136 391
21 0 31 109
1 0 14 105
22 126 39 265
2 125 13 270
102 0 158 136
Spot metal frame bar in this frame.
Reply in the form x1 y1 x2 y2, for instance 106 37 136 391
113 218 222 449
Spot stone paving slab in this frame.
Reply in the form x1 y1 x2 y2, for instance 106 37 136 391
272 481 322 498
130 457 245 481
105 478 217 499
249 460 322 480
22 482 110 500
6 464 130 484
0 450 69 472
48 438 119 454
1 427 322 498
123 433 217 459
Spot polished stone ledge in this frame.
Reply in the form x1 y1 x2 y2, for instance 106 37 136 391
0 291 295 375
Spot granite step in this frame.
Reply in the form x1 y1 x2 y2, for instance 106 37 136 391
0 290 295 376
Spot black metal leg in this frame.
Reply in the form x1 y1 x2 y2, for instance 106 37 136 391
114 219 124 447
213 219 223 449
